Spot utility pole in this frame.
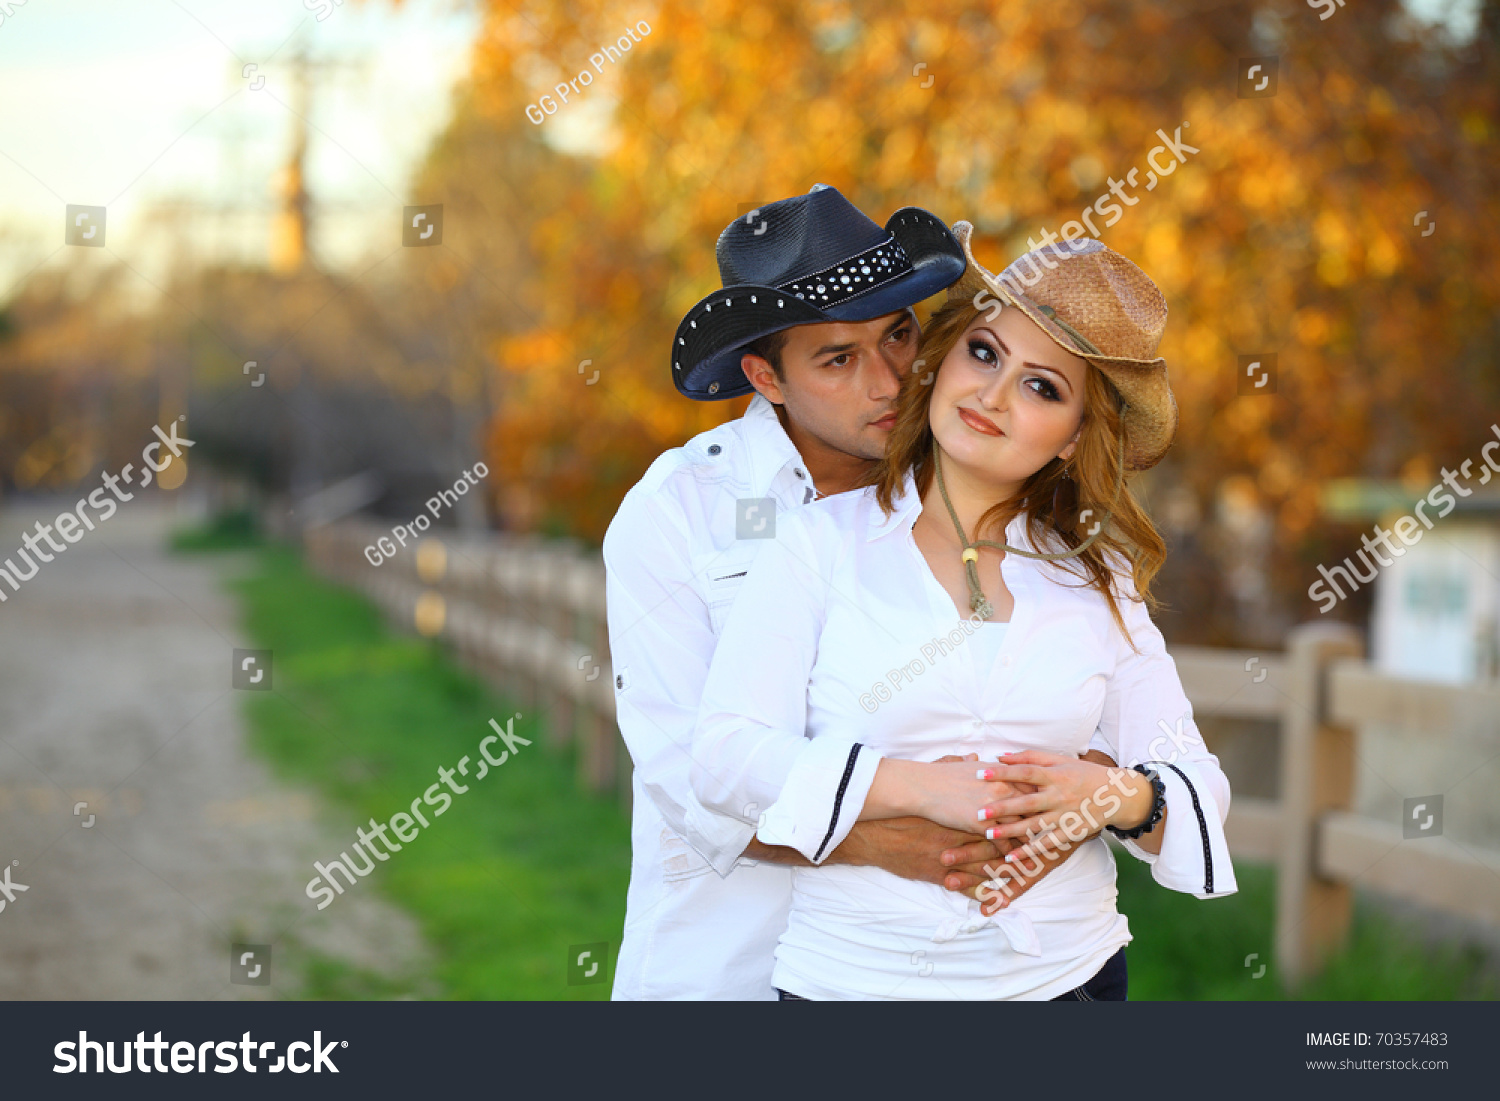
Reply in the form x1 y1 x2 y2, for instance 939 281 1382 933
259 41 369 274
244 38 369 505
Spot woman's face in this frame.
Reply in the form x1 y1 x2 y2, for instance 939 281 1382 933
929 304 1089 489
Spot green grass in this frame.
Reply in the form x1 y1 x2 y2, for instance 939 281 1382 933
170 507 263 551
192 536 630 999
179 521 1497 1000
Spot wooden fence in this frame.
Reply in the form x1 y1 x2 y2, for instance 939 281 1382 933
304 520 1500 986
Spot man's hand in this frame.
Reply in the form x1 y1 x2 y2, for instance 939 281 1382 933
958 828 1094 915
831 816 1020 884
741 815 1021 875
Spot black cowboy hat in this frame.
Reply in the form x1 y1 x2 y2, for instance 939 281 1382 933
671 185 965 401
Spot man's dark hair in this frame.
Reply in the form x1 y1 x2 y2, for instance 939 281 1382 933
744 328 790 380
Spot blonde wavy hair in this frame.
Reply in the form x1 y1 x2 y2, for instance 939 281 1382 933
860 295 1166 651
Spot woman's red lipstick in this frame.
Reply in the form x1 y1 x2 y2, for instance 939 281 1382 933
957 407 1003 436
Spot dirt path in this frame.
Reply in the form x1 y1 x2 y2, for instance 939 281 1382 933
0 496 429 999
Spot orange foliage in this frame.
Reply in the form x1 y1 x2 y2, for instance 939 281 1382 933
409 0 1498 560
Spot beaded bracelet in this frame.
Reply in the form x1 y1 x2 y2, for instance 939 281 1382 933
1105 764 1166 840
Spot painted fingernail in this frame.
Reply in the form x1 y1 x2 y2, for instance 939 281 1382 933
976 768 993 780
977 808 991 821
985 827 1000 840
1003 852 1017 863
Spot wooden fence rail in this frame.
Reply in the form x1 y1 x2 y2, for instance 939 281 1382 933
303 520 1500 986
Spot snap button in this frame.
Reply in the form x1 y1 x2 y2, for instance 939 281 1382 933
707 444 721 456
794 468 805 479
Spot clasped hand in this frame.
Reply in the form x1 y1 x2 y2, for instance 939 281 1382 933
922 749 1137 914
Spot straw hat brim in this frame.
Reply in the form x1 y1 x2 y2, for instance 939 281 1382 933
946 221 1177 471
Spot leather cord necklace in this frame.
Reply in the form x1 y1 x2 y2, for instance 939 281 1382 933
932 433 1128 620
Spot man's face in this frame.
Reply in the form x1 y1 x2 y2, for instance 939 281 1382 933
740 309 919 463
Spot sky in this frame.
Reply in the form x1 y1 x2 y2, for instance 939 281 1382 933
0 0 482 297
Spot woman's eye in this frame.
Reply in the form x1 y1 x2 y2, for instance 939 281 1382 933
1026 377 1062 402
967 339 997 366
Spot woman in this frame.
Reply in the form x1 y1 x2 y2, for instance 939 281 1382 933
691 226 1236 1000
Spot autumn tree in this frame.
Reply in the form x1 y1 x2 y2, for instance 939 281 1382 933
405 0 1500 640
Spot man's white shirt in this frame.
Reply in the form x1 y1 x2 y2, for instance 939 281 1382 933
603 393 821 1000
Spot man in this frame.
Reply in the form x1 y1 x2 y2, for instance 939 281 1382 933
603 186 1098 1000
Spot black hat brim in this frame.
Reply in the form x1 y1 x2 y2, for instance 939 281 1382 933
671 207 965 401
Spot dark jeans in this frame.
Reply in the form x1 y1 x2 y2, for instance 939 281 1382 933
775 948 1128 1001
1050 947 1127 1001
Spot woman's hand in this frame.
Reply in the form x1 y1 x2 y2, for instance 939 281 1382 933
973 749 1154 863
863 757 1029 835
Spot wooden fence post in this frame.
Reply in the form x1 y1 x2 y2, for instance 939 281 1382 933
547 545 581 751
1276 621 1364 987
515 540 543 714
492 540 521 703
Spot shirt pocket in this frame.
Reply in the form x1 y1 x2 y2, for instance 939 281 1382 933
705 565 750 635
659 825 716 884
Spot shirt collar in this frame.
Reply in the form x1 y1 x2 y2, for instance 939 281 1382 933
867 467 925 541
740 392 813 497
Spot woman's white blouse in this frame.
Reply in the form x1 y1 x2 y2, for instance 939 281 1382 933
691 470 1237 1000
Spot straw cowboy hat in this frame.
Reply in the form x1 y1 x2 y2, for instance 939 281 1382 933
671 185 966 401
947 222 1177 471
